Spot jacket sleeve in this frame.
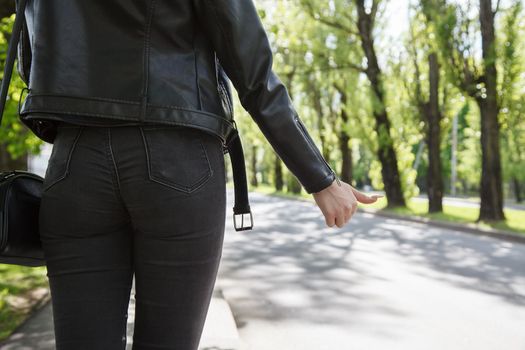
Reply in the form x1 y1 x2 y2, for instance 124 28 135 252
192 0 337 193
16 0 32 85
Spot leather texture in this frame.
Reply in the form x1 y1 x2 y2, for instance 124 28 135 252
17 0 337 194
0 170 46 267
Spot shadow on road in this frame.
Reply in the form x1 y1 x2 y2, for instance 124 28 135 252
219 191 525 329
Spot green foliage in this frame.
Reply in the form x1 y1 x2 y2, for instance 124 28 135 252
498 1 525 188
0 14 45 162
374 196 525 235
0 264 48 341
233 0 525 205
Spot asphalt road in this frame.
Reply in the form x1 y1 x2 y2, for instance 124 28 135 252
217 189 525 350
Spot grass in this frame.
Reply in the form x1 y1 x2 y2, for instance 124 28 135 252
245 184 525 236
0 264 49 342
373 197 525 235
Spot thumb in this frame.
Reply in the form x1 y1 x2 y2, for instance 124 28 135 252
352 188 384 204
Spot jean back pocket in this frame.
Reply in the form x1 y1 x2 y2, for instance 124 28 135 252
140 126 213 193
42 124 83 192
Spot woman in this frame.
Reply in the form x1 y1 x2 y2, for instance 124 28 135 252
16 0 382 349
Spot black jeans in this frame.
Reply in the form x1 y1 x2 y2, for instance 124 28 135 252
39 121 227 349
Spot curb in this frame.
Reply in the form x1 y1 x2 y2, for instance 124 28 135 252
199 287 244 350
359 207 525 244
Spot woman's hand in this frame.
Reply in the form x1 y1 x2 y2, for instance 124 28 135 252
312 178 383 228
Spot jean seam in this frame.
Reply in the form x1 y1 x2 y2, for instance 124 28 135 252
42 126 84 192
106 128 127 206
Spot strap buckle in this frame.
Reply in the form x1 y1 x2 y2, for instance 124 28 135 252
233 211 253 231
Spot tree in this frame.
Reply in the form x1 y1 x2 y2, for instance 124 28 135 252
300 0 406 207
499 1 525 203
431 0 506 221
0 13 43 173
0 1 14 20
409 1 446 212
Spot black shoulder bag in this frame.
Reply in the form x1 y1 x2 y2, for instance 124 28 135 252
0 0 45 267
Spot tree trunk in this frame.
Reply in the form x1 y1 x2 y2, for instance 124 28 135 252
282 70 301 193
426 52 444 213
355 0 405 207
274 156 283 192
339 131 352 185
512 177 522 203
0 1 15 20
335 85 353 185
250 144 258 187
477 0 505 221
311 83 330 164
477 99 505 220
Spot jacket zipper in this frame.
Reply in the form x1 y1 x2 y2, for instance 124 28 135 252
293 114 339 185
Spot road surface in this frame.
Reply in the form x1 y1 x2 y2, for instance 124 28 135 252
217 189 525 350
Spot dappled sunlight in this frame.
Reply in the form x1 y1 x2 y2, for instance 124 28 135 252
217 190 525 347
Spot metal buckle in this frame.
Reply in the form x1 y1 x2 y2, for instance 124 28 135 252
233 211 253 231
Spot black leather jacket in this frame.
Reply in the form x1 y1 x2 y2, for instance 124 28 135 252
16 0 337 206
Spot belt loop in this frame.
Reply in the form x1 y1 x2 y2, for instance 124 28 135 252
18 86 30 116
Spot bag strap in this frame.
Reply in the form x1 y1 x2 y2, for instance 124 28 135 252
0 0 28 126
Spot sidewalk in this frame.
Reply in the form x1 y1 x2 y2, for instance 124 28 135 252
0 277 244 350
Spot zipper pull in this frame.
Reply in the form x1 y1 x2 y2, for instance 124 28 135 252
335 175 341 187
